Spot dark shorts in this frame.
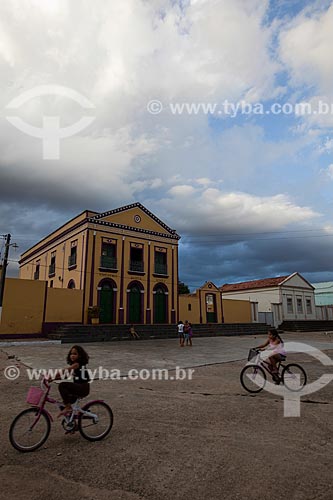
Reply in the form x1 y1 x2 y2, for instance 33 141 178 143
58 381 90 404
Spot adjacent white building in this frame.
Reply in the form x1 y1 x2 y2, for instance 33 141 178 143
312 282 333 306
221 273 316 327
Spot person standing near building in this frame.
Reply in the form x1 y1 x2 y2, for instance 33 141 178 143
188 322 193 347
129 324 140 340
183 320 190 346
177 320 184 346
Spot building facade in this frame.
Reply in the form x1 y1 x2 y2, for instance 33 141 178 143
19 203 180 324
221 273 316 327
312 282 333 306
178 281 253 324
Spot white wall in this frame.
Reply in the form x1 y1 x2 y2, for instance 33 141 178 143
281 286 316 321
223 282 316 324
222 288 280 313
316 305 333 321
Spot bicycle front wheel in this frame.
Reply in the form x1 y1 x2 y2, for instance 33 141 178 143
78 401 113 441
240 365 267 393
9 408 51 452
282 364 307 391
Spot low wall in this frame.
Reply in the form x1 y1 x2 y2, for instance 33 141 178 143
0 278 46 334
0 278 83 335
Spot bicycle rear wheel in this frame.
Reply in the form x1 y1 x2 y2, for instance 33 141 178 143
9 408 51 452
282 364 307 391
78 401 113 441
240 365 267 393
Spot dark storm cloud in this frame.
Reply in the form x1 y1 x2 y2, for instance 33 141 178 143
179 230 333 290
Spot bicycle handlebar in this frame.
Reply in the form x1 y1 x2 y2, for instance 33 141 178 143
41 376 51 389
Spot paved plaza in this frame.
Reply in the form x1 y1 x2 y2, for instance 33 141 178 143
1 332 333 500
2 331 333 374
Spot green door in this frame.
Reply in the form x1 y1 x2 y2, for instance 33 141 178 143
100 285 114 323
155 289 166 323
206 311 216 323
129 286 141 323
206 293 217 323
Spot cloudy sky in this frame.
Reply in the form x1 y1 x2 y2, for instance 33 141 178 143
0 0 333 290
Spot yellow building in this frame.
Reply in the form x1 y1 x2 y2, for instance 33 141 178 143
179 281 252 324
19 203 180 325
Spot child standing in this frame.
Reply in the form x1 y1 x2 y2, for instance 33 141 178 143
188 322 193 347
183 320 190 346
51 345 90 416
177 321 184 346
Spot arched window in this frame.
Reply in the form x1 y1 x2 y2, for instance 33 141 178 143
67 279 76 289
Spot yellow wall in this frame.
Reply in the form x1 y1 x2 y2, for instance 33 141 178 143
45 288 83 322
20 225 87 289
20 211 94 264
0 278 84 335
179 294 252 324
0 278 46 334
179 295 200 323
222 298 252 323
0 278 252 334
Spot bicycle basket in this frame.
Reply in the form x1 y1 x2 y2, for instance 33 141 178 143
248 348 258 361
26 386 44 406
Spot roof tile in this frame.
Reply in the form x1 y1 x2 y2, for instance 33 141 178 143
221 275 290 292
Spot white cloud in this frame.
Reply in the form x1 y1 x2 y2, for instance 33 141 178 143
327 164 333 179
0 0 332 283
158 187 320 234
279 3 333 95
319 137 333 153
323 224 333 233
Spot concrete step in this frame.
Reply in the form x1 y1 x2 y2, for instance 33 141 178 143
46 322 269 343
279 320 333 332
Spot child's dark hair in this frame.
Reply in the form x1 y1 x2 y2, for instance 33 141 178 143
268 328 283 341
67 345 89 365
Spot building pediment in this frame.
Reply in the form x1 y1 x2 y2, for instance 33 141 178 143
89 203 180 239
199 281 219 292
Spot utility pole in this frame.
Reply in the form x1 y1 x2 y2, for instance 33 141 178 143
0 234 11 322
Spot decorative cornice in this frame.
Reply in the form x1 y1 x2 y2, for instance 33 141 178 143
87 217 181 240
19 203 180 265
90 202 180 238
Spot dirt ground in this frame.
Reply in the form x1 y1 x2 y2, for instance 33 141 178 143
0 338 332 500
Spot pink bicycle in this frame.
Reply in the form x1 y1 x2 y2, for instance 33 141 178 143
9 377 113 452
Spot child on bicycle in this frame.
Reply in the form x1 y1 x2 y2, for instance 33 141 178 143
50 345 90 416
256 329 286 381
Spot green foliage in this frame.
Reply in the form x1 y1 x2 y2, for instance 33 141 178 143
178 280 190 294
